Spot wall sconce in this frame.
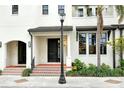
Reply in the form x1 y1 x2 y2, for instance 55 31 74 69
0 41 2 48
28 41 31 48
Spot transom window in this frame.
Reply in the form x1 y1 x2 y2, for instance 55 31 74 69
42 5 48 15
79 33 86 54
58 5 65 15
12 5 18 14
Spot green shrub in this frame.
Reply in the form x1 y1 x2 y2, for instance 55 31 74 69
66 70 80 76
22 68 32 77
111 68 124 76
120 59 124 67
72 59 86 71
67 59 124 77
96 63 112 77
85 64 97 76
0 70 2 75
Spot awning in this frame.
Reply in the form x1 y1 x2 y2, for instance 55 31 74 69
28 26 73 32
111 24 124 29
76 25 114 31
76 24 124 31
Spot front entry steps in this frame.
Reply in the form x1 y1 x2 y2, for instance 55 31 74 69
30 64 67 76
2 66 26 75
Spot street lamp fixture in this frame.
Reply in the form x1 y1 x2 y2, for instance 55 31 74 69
58 13 66 84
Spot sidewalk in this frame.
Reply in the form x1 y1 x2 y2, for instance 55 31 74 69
0 75 124 88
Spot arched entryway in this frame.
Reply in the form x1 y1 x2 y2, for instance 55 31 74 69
6 41 26 67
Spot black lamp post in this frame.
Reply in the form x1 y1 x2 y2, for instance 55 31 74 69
58 13 66 84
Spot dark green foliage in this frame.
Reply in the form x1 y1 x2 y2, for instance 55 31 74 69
0 70 2 75
66 70 80 76
22 68 32 77
66 59 124 77
120 59 124 67
85 64 97 76
111 68 124 76
96 63 112 77
72 59 86 71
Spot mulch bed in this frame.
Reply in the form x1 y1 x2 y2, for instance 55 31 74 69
104 79 122 84
14 79 28 83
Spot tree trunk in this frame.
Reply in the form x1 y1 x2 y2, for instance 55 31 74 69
96 15 101 69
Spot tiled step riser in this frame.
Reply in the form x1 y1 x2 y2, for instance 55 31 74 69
33 68 61 71
3 69 24 71
33 67 66 71
4 68 25 70
2 73 21 75
2 71 22 73
33 71 67 73
36 66 66 68
30 74 60 76
2 68 25 75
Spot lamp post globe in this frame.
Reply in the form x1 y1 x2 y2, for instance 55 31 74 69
58 13 66 84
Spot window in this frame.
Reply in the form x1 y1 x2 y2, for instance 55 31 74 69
12 5 18 14
42 5 48 15
78 8 83 17
79 33 86 54
100 33 107 54
95 8 98 16
58 5 65 15
72 5 84 17
89 33 96 54
87 8 93 16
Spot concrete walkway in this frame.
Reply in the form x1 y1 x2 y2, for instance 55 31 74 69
0 75 124 88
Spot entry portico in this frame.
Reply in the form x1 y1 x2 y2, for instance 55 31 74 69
28 26 73 69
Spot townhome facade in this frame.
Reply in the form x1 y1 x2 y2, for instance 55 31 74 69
0 0 124 73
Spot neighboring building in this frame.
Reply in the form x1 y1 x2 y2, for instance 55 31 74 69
0 1 124 74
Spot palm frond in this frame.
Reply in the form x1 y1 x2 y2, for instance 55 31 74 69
115 5 124 24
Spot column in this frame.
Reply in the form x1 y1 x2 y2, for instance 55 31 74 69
26 42 31 68
66 34 72 70
0 44 7 70
112 30 116 68
120 28 123 61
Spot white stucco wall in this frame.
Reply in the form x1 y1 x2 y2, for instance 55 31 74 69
0 3 124 69
7 41 18 66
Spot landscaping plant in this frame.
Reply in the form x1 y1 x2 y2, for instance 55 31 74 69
22 68 32 77
66 59 124 77
0 70 2 75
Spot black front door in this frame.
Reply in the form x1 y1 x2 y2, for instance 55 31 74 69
18 41 26 64
48 39 60 62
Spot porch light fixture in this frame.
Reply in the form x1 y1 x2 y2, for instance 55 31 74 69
28 41 31 48
0 41 2 48
58 13 66 84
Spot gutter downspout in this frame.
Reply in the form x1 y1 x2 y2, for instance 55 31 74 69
28 31 33 67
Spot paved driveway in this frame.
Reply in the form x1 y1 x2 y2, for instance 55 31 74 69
0 75 124 88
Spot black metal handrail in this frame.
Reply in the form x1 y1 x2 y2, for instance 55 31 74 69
31 57 35 70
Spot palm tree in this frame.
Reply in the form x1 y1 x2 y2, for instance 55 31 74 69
96 5 104 68
85 5 104 68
